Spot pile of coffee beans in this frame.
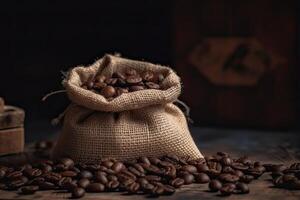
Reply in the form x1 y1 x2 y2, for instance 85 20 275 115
266 163 300 190
0 149 299 198
81 68 165 100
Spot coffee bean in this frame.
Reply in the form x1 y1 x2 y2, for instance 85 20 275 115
6 171 23 180
19 185 39 195
170 178 184 188
107 180 119 191
209 180 222 192
221 157 232 166
220 185 234 196
127 182 140 193
235 182 249 194
59 158 74 170
151 186 164 196
107 175 118 181
181 165 198 173
219 173 239 183
145 82 160 89
196 164 209 172
60 170 77 177
24 168 42 178
232 162 249 171
39 181 57 190
96 173 108 184
43 172 62 183
0 169 6 179
77 178 90 189
195 173 210 184
58 177 73 189
240 175 254 183
129 85 145 92
101 86 116 98
163 184 176 195
145 175 161 182
86 183 105 192
126 75 142 85
111 162 124 173
72 187 85 198
95 75 106 83
182 174 194 184
79 170 93 179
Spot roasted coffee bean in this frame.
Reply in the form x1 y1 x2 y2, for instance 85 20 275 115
93 82 107 89
126 75 142 84
182 173 195 184
105 78 118 85
8 177 28 189
219 173 239 183
111 162 124 173
139 157 151 166
133 163 145 174
59 158 74 170
127 182 140 193
209 179 222 192
39 181 57 190
0 169 6 179
195 173 210 184
43 172 62 183
58 177 73 188
145 82 160 89
77 178 90 189
86 183 105 192
181 165 198 173
145 175 161 182
101 86 116 98
96 173 108 184
151 186 164 196
19 185 39 195
60 170 77 177
170 178 184 188
72 187 85 198
240 175 254 183
221 157 232 166
222 166 235 173
164 165 176 178
78 170 93 179
95 74 106 83
232 162 249 171
220 184 234 196
137 178 149 186
129 85 145 92
196 164 209 172
235 182 249 194
107 180 119 190
107 175 118 181
163 184 176 195
233 170 244 177
6 171 23 180
24 168 42 178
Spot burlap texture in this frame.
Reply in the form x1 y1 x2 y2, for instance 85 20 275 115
52 54 202 162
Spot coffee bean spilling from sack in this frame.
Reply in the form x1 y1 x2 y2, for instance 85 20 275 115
81 68 165 100
0 144 300 199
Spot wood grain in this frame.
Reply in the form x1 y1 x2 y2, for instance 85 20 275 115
0 127 24 156
0 106 25 130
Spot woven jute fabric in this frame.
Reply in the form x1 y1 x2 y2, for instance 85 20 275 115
52 54 202 163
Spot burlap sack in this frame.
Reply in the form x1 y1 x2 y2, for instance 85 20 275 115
52 54 202 163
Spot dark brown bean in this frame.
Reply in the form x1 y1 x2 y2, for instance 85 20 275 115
195 173 210 184
86 183 105 192
111 162 124 173
170 178 184 188
209 180 222 192
72 187 85 198
19 185 39 195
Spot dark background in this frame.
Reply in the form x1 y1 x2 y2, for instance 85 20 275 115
0 0 299 133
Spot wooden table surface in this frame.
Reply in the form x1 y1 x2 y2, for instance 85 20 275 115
0 127 300 200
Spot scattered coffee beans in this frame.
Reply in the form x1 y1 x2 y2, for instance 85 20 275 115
81 68 165 100
0 145 299 198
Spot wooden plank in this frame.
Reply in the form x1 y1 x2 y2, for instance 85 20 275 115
0 127 24 156
0 106 25 130
0 128 299 199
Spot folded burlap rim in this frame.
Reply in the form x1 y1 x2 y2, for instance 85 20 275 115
63 54 181 112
